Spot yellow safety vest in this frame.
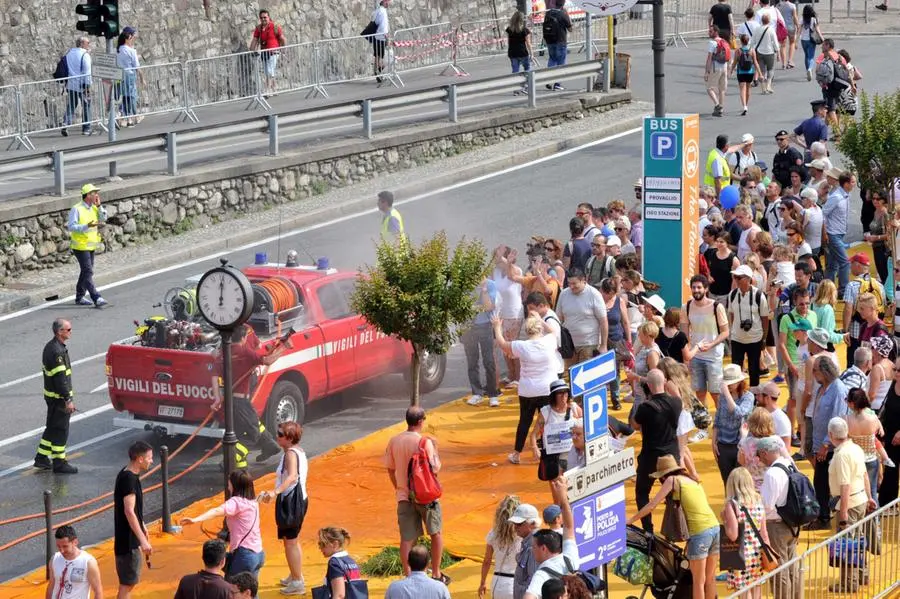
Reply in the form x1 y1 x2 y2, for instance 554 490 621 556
703 149 731 188
70 202 101 251
380 208 406 244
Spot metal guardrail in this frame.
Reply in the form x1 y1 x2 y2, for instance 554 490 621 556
0 60 609 196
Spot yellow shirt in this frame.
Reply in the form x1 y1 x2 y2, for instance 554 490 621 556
674 476 720 535
829 440 868 511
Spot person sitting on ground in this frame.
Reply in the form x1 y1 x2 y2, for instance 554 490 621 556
173 539 233 599
385 545 451 599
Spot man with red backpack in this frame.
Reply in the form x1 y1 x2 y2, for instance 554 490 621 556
383 407 450 586
705 25 731 117
250 9 286 96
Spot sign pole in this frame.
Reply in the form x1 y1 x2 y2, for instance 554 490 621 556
652 0 665 116
221 328 236 498
105 37 118 178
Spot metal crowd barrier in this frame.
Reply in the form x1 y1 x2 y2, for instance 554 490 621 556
17 75 107 141
270 41 324 98
454 16 510 67
0 85 28 149
726 498 900 599
392 23 461 77
316 34 401 90
185 50 268 112
131 62 196 123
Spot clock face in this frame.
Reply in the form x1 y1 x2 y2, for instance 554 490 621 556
197 268 250 329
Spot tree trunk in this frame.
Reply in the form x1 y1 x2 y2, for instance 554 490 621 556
410 345 421 407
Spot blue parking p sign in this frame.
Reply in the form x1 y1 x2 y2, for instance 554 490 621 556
650 131 678 160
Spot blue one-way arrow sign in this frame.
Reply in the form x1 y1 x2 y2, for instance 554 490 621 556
569 350 617 396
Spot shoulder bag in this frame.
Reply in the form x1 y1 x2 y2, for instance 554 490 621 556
741 504 780 572
719 499 747 570
661 477 691 543
275 448 308 528
224 504 258 575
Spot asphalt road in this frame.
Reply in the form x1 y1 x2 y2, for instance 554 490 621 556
0 36 887 582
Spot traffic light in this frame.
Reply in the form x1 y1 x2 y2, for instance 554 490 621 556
75 0 103 37
100 0 119 39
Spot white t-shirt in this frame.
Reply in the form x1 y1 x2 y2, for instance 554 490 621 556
373 4 389 39
677 408 694 436
707 39 727 72
738 20 760 39
751 24 779 55
525 539 580 596
801 205 824 249
543 309 566 374
728 287 770 345
511 335 558 398
755 5 785 26
799 17 817 41
728 150 758 175
771 408 792 439
276 446 309 497
494 269 523 320
486 530 520 576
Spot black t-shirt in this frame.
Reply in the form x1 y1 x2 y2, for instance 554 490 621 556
704 248 736 296
114 468 144 555
634 393 682 460
173 571 233 599
709 3 733 33
656 329 689 363
506 27 530 59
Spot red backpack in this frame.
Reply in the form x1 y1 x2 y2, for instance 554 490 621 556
713 38 731 64
408 437 442 505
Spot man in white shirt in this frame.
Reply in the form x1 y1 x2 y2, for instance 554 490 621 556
372 0 391 83
752 382 792 448
727 265 770 385
524 478 578 599
728 133 759 181
758 436 801 599
750 13 779 94
62 36 94 137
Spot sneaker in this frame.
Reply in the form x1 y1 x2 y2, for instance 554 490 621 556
34 455 52 470
791 434 801 448
489 396 500 407
467 394 484 406
759 368 770 377
715 572 728 582
773 374 785 383
75 297 93 306
741 108 748 116
507 452 520 465
885 457 897 468
60 128 69 137
52 460 78 474
689 430 709 443
81 129 92 136
94 297 108 308
508 380 519 388
280 579 305 595
876 2 887 9
279 576 294 587
807 69 813 81
611 399 622 411
553 83 564 91
792 451 805 461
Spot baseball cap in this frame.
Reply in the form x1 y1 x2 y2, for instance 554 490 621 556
805 158 828 170
698 198 709 212
508 504 540 524
81 183 99 196
741 133 755 144
790 318 813 332
730 264 753 278
543 504 562 523
606 236 622 247
800 187 818 202
122 26 137 35
750 381 781 397
850 253 871 266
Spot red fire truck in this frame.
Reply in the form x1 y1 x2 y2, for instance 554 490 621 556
107 261 446 438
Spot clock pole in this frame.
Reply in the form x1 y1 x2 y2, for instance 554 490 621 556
221 327 237 497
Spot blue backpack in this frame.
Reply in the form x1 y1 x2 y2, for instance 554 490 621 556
774 463 820 535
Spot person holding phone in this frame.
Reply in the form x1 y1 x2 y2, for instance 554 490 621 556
67 183 108 307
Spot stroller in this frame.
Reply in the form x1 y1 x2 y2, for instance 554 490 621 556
614 525 693 599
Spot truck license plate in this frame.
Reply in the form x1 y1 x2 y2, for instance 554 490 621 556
158 405 184 418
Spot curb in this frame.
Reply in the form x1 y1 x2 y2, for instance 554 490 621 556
0 112 645 317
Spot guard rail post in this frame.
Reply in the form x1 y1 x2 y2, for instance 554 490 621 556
526 70 537 109
268 115 279 155
43 490 52 580
583 12 592 62
361 99 373 139
53 151 65 196
160 445 176 534
166 132 178 175
447 85 458 123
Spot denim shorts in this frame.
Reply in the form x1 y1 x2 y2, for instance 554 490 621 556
686 525 721 560
690 358 723 394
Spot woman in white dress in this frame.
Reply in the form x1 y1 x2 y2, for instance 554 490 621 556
477 495 522 599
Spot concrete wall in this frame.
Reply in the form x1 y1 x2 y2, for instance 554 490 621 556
0 0 510 86
0 91 630 282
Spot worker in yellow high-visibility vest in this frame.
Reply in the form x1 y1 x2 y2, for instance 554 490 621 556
703 134 732 199
377 190 407 246
67 183 108 307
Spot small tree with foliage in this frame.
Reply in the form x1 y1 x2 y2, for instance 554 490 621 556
351 231 489 406
838 90 900 255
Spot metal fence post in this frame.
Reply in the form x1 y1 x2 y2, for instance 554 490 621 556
181 62 198 123
526 71 536 109
53 150 65 195
166 132 178 176
847 0 851 18
361 99 372 139
583 12 592 61
44 490 52 581
160 445 176 534
447 85 458 123
830 0 834 23
268 114 279 155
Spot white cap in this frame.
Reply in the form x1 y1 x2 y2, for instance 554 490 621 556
730 264 754 278
645 294 666 315
698 198 709 212
741 133 755 144
800 187 818 202
508 503 541 524
606 236 622 247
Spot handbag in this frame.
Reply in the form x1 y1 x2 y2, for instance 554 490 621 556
828 536 867 568
741 505 780 572
275 449 308 528
360 20 377 41
810 25 823 45
311 557 370 599
661 478 690 543
719 500 747 571
776 20 788 43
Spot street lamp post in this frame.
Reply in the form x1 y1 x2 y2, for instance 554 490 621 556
651 0 665 116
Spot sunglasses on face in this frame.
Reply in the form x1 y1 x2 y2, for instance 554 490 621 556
277 431 285 438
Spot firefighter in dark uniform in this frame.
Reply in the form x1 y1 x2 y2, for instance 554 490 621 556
34 318 78 474
212 325 283 468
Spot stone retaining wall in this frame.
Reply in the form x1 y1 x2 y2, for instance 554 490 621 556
0 93 630 282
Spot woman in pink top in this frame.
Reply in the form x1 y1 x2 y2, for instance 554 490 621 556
180 470 264 581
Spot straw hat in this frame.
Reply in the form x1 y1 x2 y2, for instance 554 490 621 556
722 363 748 386
650 455 686 479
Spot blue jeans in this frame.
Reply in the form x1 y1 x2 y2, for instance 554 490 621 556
801 40 816 71
510 56 532 73
546 42 568 68
824 233 850 294
227 547 265 579
867 460 879 508
64 89 92 132
686 525 721 560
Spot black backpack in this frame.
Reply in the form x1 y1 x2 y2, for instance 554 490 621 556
546 315 576 360
737 47 754 72
542 9 565 44
53 51 84 81
773 462 820 535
